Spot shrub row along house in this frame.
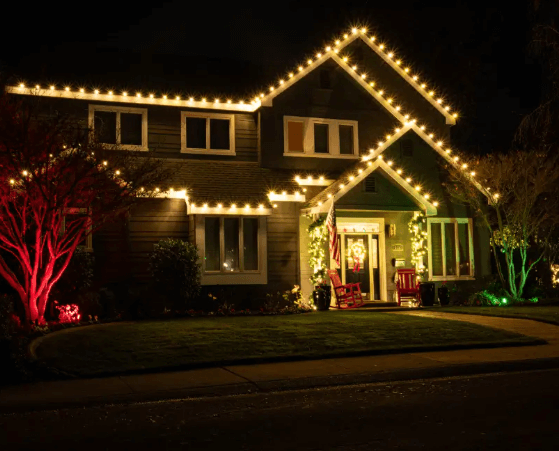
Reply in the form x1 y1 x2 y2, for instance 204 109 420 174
7 27 490 304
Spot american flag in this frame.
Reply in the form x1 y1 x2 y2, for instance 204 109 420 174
326 201 340 267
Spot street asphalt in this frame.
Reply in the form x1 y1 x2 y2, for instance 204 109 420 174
2 368 559 450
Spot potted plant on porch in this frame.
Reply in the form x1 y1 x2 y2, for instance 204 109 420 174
312 269 331 310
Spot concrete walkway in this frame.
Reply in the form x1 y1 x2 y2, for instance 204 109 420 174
2 311 559 413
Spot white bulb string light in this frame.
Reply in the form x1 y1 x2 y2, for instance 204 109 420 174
11 27 457 121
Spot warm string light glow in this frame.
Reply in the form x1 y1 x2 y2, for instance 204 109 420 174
13 27 457 120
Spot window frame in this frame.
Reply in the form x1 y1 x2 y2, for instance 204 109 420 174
62 207 93 251
203 216 260 274
427 218 475 281
88 105 148 151
181 111 236 155
283 115 359 158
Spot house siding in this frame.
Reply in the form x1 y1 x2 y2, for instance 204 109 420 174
267 203 300 290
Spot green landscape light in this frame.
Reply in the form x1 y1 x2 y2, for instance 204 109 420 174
502 298 508 304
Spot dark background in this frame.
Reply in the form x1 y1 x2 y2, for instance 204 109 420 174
1 0 553 155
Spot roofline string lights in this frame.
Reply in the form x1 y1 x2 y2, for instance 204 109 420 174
10 27 458 119
308 117 495 210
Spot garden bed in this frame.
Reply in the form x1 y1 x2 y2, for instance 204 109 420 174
33 311 540 378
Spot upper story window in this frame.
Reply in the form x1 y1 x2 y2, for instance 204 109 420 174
88 105 148 151
427 218 474 281
284 116 359 158
181 111 235 155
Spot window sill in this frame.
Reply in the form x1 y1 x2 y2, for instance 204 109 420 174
181 148 236 156
100 144 148 151
283 152 360 159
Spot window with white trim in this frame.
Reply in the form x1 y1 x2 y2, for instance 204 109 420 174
181 112 235 155
284 116 359 158
204 217 259 272
88 105 148 151
62 207 93 251
427 218 474 280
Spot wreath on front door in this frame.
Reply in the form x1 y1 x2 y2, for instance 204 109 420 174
348 241 366 273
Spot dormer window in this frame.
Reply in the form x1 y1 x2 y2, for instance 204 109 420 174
284 116 359 159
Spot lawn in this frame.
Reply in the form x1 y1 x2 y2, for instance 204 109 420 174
34 311 540 377
437 305 559 326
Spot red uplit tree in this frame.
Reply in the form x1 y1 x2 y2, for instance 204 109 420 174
0 92 170 324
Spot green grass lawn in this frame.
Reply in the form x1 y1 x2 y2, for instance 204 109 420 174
437 305 559 326
34 311 540 377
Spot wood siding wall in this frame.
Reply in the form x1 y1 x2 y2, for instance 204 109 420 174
93 199 189 285
267 203 300 290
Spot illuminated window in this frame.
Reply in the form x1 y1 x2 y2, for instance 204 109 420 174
283 116 358 158
89 105 147 150
203 217 259 272
181 112 235 155
428 218 474 280
286 120 304 152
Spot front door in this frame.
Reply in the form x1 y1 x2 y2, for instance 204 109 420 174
344 235 370 297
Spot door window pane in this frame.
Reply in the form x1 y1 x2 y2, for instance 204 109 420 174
186 117 207 149
339 125 354 155
287 121 304 152
431 223 443 276
94 111 117 144
314 123 329 153
458 223 471 276
224 218 239 271
243 218 259 270
204 218 220 271
210 118 230 150
120 113 143 145
444 223 457 276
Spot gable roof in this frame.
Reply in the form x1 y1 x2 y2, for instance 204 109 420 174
7 27 457 124
260 29 456 125
303 120 488 214
303 151 438 216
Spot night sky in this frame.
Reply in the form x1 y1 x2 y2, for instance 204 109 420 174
0 1 545 155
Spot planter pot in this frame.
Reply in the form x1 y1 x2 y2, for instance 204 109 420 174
313 289 330 311
420 282 435 307
438 286 450 306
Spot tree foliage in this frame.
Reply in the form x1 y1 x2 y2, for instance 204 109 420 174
0 92 171 323
446 147 559 301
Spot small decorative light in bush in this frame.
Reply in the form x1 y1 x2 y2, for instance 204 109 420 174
55 303 81 324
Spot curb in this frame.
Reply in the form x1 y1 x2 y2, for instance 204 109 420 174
3 356 559 414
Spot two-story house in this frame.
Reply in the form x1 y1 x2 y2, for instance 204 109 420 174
6 26 491 304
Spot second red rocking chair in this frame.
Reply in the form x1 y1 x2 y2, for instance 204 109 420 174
395 268 421 306
327 270 365 309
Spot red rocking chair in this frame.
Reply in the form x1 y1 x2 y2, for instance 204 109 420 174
395 268 421 306
327 270 365 309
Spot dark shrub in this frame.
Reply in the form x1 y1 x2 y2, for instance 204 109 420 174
149 239 201 309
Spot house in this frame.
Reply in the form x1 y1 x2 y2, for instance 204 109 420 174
6 26 491 304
